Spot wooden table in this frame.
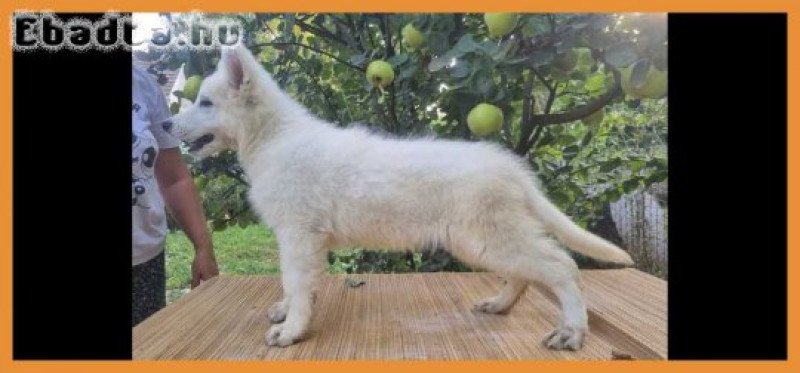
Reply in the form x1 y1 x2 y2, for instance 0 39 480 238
133 269 666 360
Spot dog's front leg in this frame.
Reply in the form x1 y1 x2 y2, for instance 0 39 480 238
265 230 326 347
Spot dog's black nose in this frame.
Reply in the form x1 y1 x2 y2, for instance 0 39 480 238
161 119 173 132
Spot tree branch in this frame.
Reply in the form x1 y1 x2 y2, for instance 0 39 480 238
364 16 376 49
329 15 364 52
378 15 396 58
514 72 622 156
516 69 557 155
547 14 557 35
543 81 559 114
344 14 368 52
287 57 341 125
378 15 400 132
250 42 365 72
294 19 353 50
523 81 558 151
450 14 464 45
532 77 621 126
514 72 536 155
533 68 554 93
527 121 546 149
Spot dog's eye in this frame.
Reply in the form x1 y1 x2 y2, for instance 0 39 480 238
198 99 213 107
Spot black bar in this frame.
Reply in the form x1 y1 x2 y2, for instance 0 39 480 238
13 12 133 359
667 13 787 360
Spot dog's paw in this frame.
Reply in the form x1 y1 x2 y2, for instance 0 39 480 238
472 298 510 314
542 326 585 351
267 300 288 324
265 324 302 347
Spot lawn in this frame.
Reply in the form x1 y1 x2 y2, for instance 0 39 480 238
165 225 280 303
165 225 434 303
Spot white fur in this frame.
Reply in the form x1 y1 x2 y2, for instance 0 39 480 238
167 45 634 350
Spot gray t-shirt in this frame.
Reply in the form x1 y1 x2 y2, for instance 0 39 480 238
132 66 180 266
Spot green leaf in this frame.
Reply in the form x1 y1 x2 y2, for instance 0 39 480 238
604 42 639 67
388 53 409 67
491 40 515 62
630 160 646 174
349 53 367 67
530 49 555 67
574 168 589 183
492 87 508 102
580 129 594 147
500 56 530 66
426 32 449 53
550 190 573 207
630 58 651 89
566 183 584 199
453 35 481 54
569 70 587 81
563 144 580 155
428 54 453 72
605 188 622 202
556 134 578 146
398 63 419 79
622 178 641 194
450 62 470 78
211 219 227 232
472 68 495 97
584 72 606 92
646 158 668 168
599 157 622 173
646 169 668 184
556 164 574 175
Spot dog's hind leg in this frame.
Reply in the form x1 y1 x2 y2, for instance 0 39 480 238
508 238 587 351
265 230 328 347
460 226 587 351
472 278 527 314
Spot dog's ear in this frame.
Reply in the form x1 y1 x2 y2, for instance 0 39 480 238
222 45 257 92
221 47 245 90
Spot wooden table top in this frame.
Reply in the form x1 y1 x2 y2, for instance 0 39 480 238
133 269 666 360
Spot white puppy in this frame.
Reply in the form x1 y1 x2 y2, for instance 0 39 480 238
164 45 633 351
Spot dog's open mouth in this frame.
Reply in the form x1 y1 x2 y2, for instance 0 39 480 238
186 134 215 152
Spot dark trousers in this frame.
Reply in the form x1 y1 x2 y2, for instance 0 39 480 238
132 250 166 326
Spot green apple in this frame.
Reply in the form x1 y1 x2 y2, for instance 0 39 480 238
183 75 203 102
366 60 395 89
581 108 604 126
554 49 578 72
620 65 667 99
402 23 425 49
467 103 504 137
484 13 518 39
635 66 667 99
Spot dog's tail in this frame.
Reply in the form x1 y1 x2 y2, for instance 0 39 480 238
526 186 634 265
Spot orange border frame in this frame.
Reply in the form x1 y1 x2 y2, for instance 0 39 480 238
0 1 796 372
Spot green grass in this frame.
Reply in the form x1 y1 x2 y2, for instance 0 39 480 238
164 224 468 303
165 225 279 303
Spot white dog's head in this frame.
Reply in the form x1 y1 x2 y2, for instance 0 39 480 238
161 45 270 159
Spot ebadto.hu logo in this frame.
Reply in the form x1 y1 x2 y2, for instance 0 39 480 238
12 12 243 52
